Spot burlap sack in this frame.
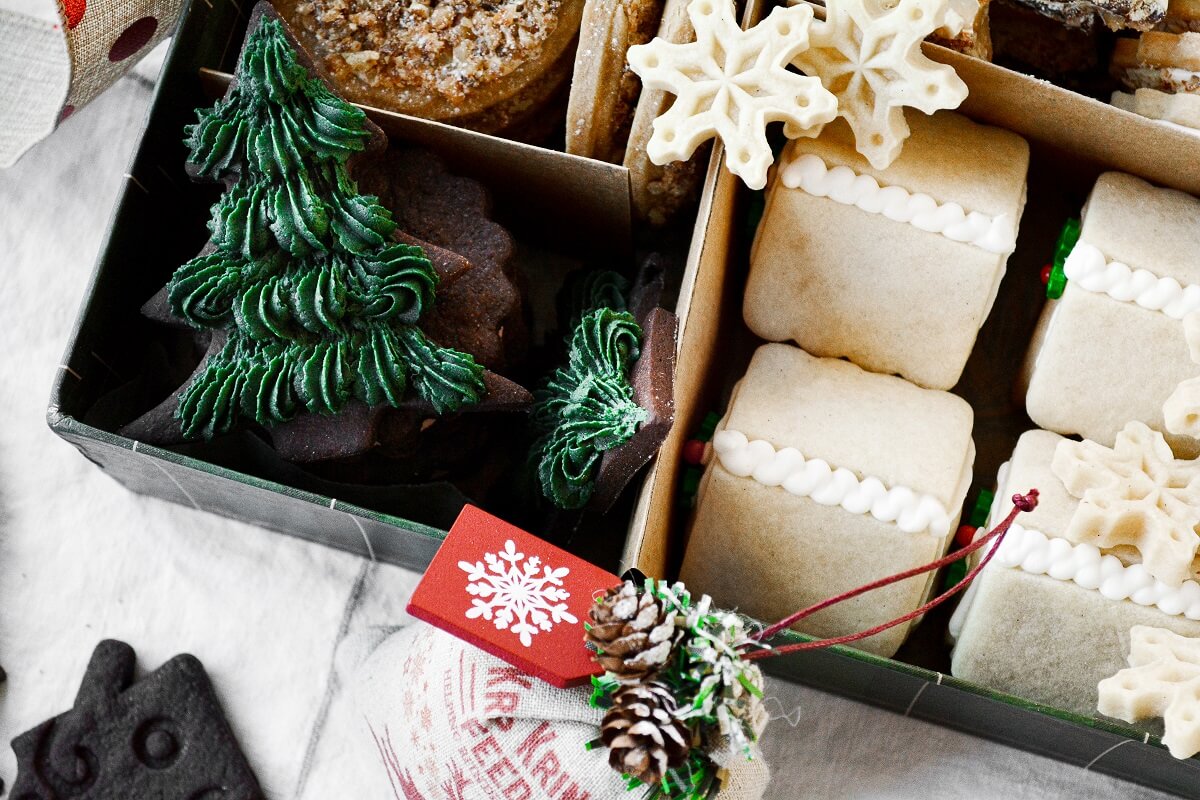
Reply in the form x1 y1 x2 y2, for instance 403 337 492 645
355 625 770 799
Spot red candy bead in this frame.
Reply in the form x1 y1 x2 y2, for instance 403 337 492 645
682 439 706 465
1040 264 1052 285
955 524 977 548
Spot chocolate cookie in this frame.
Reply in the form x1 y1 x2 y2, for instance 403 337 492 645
358 147 527 373
120 5 532 460
587 305 676 512
10 640 262 800
529 263 677 513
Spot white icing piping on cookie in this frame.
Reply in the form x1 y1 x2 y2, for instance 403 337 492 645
1064 240 1200 319
712 429 952 536
778 152 1016 255
994 523 1200 621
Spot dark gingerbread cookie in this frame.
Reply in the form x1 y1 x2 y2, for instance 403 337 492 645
10 640 262 800
358 147 527 372
588 305 676 512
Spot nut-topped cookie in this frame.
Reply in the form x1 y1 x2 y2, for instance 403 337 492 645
277 0 584 138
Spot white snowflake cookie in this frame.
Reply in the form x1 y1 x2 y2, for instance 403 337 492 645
791 0 969 169
950 428 1200 717
626 0 838 190
1099 626 1200 760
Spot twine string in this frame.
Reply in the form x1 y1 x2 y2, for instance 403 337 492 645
744 489 1039 660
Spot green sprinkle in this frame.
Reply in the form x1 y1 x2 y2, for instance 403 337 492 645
738 672 764 698
1054 218 1081 265
1046 218 1080 300
1046 266 1067 299
943 559 969 591
969 489 994 528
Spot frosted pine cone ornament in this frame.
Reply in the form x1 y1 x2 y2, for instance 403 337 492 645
587 581 679 681
586 580 770 799
601 683 694 784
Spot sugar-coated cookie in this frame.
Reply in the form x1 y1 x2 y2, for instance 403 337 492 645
566 0 663 163
1023 172 1200 458
680 343 974 657
951 427 1200 716
622 0 709 226
745 112 1029 390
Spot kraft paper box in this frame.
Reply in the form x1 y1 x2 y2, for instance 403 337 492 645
48 0 1200 795
48 0 639 574
623 0 1200 795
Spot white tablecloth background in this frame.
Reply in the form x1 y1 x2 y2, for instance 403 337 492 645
0 53 1179 799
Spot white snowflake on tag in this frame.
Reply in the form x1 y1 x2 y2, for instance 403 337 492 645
458 540 578 647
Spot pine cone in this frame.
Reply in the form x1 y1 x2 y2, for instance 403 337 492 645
586 581 676 681
601 683 692 784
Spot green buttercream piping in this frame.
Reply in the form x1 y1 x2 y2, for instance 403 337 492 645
568 270 629 327
169 17 483 439
531 307 647 509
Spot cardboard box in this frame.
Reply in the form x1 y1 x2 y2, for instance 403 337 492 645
50 0 1200 791
47 0 637 573
624 2 1200 795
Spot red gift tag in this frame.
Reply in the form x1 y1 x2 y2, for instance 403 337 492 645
407 505 620 688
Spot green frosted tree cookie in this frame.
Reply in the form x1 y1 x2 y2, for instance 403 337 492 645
169 16 484 439
531 276 647 510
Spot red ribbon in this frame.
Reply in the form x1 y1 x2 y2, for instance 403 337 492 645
743 489 1039 660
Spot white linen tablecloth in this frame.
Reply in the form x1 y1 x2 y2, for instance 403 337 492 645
0 61 1180 800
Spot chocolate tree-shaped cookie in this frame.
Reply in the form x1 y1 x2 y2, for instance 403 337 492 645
123 8 525 456
531 268 676 512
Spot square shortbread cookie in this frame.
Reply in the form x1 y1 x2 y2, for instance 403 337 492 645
680 343 975 657
950 429 1200 716
1024 172 1200 458
745 112 1030 391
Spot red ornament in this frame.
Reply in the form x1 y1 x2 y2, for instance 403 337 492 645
1040 264 1052 285
407 505 620 688
682 439 706 465
62 0 85 29
955 524 977 548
